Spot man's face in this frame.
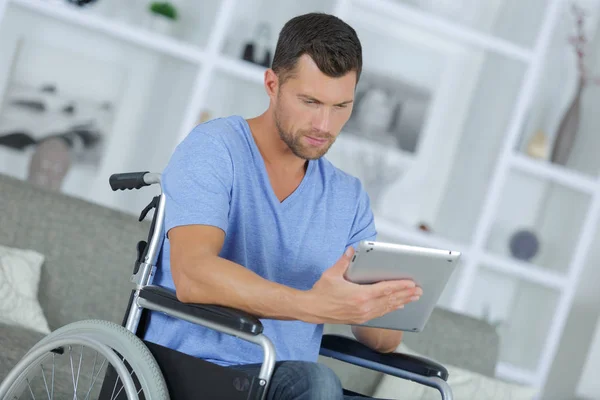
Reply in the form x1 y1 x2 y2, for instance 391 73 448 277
272 54 356 160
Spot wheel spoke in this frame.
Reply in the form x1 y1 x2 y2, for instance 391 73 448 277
51 353 55 400
3 321 159 400
69 346 78 400
83 358 106 400
26 378 35 399
74 346 83 397
110 373 121 400
112 366 137 400
40 363 51 400
85 351 98 398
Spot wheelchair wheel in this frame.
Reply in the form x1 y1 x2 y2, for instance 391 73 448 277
0 319 168 400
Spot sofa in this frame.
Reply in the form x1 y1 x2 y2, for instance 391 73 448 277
0 172 535 398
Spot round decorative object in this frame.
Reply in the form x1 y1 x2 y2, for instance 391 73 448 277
66 0 98 6
509 229 540 261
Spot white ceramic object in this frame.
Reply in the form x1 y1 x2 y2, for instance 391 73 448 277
149 14 174 36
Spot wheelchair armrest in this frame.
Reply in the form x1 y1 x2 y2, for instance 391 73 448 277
320 334 449 381
139 285 263 335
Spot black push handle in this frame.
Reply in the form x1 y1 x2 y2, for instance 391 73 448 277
109 171 150 191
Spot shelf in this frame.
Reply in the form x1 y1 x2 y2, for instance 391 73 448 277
510 153 598 195
10 0 206 65
220 0 336 61
215 56 266 85
427 51 528 245
515 0 600 181
496 362 538 387
485 168 593 274
481 252 564 290
374 215 467 253
200 69 269 122
350 0 535 63
465 267 561 372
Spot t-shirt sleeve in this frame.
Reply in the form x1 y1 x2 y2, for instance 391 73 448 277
347 181 378 249
161 128 233 236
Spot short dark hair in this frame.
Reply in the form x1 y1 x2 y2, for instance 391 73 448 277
272 13 362 84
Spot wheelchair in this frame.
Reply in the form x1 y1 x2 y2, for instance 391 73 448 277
0 172 454 400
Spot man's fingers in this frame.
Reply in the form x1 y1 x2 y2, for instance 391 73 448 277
371 295 407 319
387 290 420 306
370 280 417 298
372 289 421 318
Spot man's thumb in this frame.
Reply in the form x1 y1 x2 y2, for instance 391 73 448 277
344 246 355 259
331 246 354 274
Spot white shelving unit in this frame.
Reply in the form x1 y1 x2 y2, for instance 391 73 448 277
0 0 599 397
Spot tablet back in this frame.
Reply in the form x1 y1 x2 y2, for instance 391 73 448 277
345 240 460 332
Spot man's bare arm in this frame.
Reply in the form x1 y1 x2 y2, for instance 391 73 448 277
351 325 404 353
169 225 313 321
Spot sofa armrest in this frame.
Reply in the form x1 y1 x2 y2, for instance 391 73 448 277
402 307 500 377
138 285 263 335
320 334 448 381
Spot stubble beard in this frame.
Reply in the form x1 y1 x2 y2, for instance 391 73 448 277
273 103 335 161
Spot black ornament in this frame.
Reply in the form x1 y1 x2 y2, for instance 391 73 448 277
241 22 272 68
66 0 98 7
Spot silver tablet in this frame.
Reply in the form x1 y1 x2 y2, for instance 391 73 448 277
344 240 460 332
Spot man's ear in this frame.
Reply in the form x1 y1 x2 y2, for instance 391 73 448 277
264 69 279 99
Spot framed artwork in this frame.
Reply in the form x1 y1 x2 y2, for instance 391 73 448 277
0 37 126 193
344 70 431 154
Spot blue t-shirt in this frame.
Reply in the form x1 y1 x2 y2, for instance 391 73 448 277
143 115 377 366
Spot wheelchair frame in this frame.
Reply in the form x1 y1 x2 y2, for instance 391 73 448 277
106 171 454 400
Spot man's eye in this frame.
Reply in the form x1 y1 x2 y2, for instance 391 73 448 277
335 104 347 109
304 100 315 104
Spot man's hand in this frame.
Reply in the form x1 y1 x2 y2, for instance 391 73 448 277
301 247 421 325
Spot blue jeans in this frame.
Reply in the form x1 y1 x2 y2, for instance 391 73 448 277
229 360 390 399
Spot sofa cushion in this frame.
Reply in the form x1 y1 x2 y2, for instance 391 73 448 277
372 343 537 400
0 322 46 382
0 173 151 330
0 244 50 334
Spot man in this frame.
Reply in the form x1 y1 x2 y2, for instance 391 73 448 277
144 12 423 399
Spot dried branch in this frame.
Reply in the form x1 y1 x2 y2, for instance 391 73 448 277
569 1 600 85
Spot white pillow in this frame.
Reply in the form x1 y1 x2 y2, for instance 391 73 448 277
0 244 51 334
372 343 538 400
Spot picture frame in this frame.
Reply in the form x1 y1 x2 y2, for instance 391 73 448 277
0 37 126 193
343 70 431 154
0 9 154 211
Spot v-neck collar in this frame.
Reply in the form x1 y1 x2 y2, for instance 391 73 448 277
240 116 315 208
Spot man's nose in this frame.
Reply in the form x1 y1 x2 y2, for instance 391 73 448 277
313 108 331 133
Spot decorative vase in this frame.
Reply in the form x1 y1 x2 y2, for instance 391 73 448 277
27 137 72 192
550 76 584 166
